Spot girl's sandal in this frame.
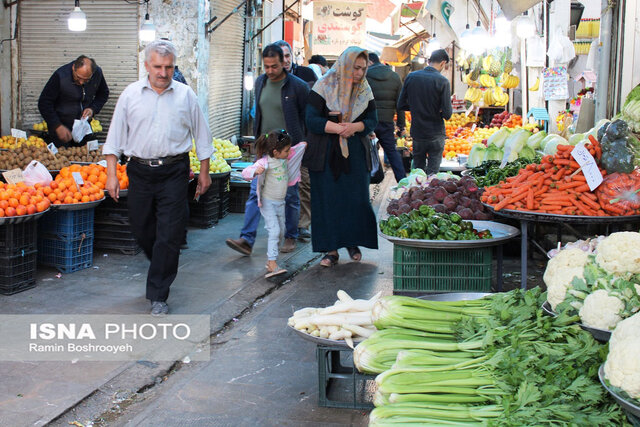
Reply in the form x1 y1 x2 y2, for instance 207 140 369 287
265 266 287 278
320 253 339 267
347 247 361 262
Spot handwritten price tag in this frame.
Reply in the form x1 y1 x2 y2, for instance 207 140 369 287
10 128 27 139
97 160 108 168
571 142 603 191
464 104 474 117
72 171 84 186
47 143 58 156
86 140 99 152
3 169 24 184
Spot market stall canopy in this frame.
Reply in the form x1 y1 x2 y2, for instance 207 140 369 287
497 0 542 20
380 29 429 65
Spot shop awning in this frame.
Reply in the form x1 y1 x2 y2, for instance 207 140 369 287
497 0 543 20
380 29 429 65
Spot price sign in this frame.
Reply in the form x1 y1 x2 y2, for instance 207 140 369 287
571 142 603 191
86 140 99 152
47 143 58 156
72 171 84 186
97 160 108 168
499 145 513 169
470 124 477 133
464 104 474 117
3 169 24 184
10 128 27 139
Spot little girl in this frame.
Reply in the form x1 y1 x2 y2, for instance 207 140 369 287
242 130 306 278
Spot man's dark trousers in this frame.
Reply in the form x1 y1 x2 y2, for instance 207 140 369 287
413 134 445 175
127 156 189 302
375 121 405 182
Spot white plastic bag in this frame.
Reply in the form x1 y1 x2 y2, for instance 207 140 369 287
23 160 53 186
72 117 92 143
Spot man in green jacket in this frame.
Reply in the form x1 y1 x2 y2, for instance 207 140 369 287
366 52 406 182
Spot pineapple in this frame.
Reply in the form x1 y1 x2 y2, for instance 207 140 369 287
504 48 513 74
489 59 502 77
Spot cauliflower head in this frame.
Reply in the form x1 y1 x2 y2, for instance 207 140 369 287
595 231 640 275
578 289 624 330
604 312 640 399
544 248 590 310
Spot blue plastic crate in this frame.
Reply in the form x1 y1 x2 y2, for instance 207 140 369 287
38 208 94 239
38 234 93 273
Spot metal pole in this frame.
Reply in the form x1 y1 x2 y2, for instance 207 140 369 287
595 0 613 120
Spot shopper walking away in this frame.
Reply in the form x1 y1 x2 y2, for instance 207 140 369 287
241 130 306 277
308 54 329 79
38 55 110 147
397 49 452 175
366 52 406 183
226 43 309 256
303 46 379 267
103 40 213 316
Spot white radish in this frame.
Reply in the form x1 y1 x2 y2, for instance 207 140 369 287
306 313 372 326
319 328 329 339
318 299 376 315
326 325 340 334
345 337 354 349
329 329 352 340
293 307 317 318
310 329 320 337
294 320 312 330
342 324 375 338
336 290 353 302
368 291 382 303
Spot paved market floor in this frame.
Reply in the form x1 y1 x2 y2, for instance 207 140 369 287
0 171 544 426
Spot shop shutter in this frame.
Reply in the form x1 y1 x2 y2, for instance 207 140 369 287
18 0 138 138
208 0 245 139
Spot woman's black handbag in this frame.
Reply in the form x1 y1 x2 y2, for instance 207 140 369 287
370 138 384 184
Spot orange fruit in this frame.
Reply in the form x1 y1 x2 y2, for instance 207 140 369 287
64 196 74 204
48 193 57 202
81 195 90 203
0 200 7 210
19 195 29 206
26 204 36 215
16 206 27 216
5 207 15 216
49 181 58 190
8 198 19 208
0 208 4 217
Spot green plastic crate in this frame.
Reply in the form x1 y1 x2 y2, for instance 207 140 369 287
393 244 492 293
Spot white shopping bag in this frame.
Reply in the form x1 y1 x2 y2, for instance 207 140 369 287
23 160 53 186
72 117 92 143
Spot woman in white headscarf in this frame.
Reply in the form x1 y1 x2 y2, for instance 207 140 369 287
302 46 379 267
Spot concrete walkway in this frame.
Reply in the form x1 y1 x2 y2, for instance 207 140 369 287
0 173 394 427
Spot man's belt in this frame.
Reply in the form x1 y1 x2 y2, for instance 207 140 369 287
130 153 188 167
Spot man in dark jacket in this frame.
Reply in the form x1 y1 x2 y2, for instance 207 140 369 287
274 40 317 87
366 52 406 182
226 44 310 256
397 49 452 175
38 55 109 147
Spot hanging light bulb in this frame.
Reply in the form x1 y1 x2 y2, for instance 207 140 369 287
426 35 440 58
470 21 488 54
68 0 87 32
460 24 473 52
140 1 156 42
516 11 536 40
494 15 512 48
244 70 254 91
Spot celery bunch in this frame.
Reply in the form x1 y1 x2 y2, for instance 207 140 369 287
357 288 628 426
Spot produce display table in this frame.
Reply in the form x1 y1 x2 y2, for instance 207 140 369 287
438 159 467 173
486 206 640 289
379 221 520 293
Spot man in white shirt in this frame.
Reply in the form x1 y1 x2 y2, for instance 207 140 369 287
103 40 213 316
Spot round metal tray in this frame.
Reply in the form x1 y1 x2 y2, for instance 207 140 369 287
599 365 640 419
0 208 49 225
224 157 242 164
104 189 127 198
541 301 611 342
418 292 491 301
70 161 104 165
193 171 231 178
50 198 104 211
379 220 520 248
288 324 364 348
484 203 640 223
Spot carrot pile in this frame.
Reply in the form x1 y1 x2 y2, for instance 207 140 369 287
480 139 640 216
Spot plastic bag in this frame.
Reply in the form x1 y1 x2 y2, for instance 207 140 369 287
72 117 92 143
370 137 384 184
595 171 640 216
23 160 53 186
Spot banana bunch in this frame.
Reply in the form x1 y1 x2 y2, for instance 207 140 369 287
500 73 520 89
529 78 540 91
482 55 494 72
482 87 509 107
463 73 480 88
478 74 496 88
464 87 483 103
